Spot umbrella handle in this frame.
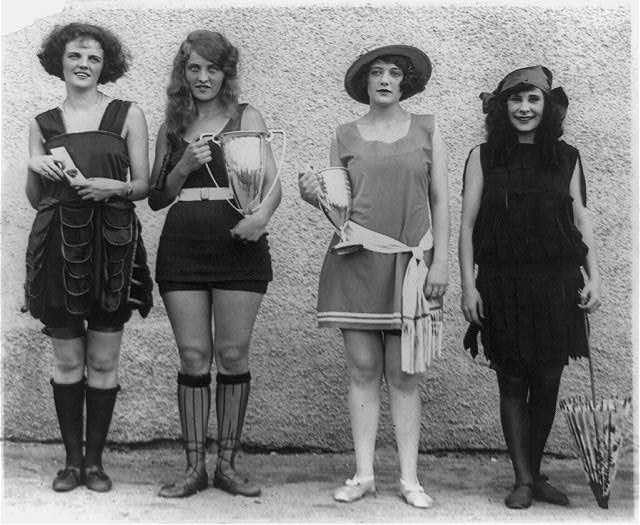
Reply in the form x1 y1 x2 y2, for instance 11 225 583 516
584 313 597 407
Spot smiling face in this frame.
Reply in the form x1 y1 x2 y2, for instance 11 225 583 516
507 87 545 140
366 59 404 106
185 50 225 103
61 37 104 88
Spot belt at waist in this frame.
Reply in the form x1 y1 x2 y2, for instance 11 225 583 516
178 187 234 201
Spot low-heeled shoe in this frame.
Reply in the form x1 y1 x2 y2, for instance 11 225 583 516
533 475 569 506
505 483 533 509
84 465 112 493
213 468 261 497
334 477 376 503
52 466 83 492
158 470 209 498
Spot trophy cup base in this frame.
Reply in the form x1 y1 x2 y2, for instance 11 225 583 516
330 241 363 255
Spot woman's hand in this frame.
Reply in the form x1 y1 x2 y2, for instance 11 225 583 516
176 138 212 175
298 165 321 206
230 209 268 242
28 155 66 182
461 286 484 326
74 178 125 202
579 277 602 314
424 259 448 299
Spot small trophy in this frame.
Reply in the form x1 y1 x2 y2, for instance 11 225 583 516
201 130 285 215
316 167 362 255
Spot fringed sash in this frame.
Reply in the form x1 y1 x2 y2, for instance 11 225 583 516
337 221 443 373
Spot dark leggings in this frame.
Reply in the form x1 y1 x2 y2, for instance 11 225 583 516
497 363 564 484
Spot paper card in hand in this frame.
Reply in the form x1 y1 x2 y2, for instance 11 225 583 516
50 146 87 184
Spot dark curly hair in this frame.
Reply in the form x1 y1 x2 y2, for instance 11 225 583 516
37 22 130 84
351 54 426 104
165 30 239 145
484 86 565 165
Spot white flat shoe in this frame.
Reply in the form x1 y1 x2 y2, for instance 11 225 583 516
400 479 433 509
334 476 376 502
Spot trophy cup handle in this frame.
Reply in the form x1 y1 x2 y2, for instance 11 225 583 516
198 133 221 145
252 129 286 212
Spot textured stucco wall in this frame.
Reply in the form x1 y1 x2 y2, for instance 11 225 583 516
1 1 635 455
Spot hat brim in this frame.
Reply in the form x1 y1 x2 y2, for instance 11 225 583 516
344 45 432 105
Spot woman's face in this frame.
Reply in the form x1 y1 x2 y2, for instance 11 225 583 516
62 37 104 88
507 87 545 136
366 59 404 106
185 50 225 102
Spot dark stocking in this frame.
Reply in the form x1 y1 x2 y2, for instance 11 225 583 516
215 372 251 472
497 371 533 485
51 378 85 469
84 384 120 469
177 372 211 477
528 364 564 480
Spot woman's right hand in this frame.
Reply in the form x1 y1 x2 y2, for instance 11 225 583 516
176 138 212 174
298 165 321 205
28 154 66 182
461 286 484 326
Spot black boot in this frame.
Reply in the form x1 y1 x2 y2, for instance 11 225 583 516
50 378 85 492
158 372 211 498
529 365 569 506
84 384 120 492
212 372 260 497
497 372 533 509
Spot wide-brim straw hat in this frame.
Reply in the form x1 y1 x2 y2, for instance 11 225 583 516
344 44 432 104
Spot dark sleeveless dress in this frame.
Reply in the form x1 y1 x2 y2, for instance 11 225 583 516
24 100 153 328
155 103 272 289
470 141 589 372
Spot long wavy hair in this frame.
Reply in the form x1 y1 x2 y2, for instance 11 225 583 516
485 86 565 165
165 30 239 144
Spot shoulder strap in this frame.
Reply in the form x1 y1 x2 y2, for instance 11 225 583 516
228 103 249 131
35 108 65 141
99 100 132 135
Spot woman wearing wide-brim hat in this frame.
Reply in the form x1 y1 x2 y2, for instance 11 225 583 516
459 65 601 509
299 44 450 508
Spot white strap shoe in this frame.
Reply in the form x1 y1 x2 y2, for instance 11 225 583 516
334 476 376 502
400 479 433 508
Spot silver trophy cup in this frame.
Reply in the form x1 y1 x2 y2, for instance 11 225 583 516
316 167 362 255
203 129 285 215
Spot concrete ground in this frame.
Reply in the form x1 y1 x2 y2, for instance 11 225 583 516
1 441 637 523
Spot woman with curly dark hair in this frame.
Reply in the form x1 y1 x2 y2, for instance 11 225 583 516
459 65 601 509
149 29 281 499
24 22 153 493
299 45 449 508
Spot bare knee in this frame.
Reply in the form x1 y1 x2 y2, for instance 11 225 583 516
349 357 383 387
179 345 213 376
86 351 119 376
215 342 249 375
385 367 421 392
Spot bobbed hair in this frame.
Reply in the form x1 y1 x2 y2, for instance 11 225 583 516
165 30 240 143
350 54 426 105
37 22 130 84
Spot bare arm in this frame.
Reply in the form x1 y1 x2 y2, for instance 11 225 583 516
458 146 484 325
424 122 449 299
230 105 282 241
147 122 214 211
570 158 601 313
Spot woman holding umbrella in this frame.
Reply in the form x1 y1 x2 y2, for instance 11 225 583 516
459 65 601 508
24 22 153 492
299 44 449 508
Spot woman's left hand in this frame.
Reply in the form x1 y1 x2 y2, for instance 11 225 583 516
579 277 602 313
424 260 448 299
74 178 124 202
230 210 268 242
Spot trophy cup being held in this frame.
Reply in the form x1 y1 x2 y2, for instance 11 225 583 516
200 129 285 215
316 167 362 255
